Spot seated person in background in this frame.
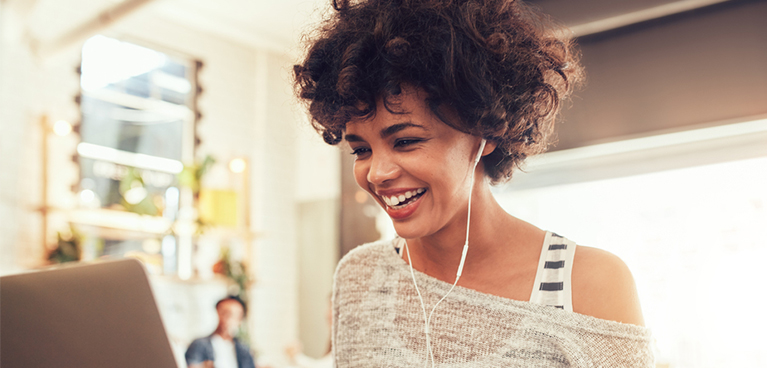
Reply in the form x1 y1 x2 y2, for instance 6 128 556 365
185 296 256 368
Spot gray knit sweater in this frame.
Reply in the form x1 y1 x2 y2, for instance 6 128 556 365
332 239 654 367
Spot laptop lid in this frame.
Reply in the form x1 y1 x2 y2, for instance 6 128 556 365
1 258 178 368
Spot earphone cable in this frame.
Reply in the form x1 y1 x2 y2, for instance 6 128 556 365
403 139 485 367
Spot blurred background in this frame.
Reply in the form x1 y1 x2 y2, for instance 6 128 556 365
0 0 765 367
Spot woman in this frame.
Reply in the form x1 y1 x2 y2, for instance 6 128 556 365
294 0 654 366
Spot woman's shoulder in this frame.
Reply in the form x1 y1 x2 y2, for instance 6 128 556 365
339 239 396 263
335 239 398 278
571 245 645 326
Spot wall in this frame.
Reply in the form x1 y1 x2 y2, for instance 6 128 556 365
0 3 82 275
296 198 338 358
0 3 31 273
295 119 341 357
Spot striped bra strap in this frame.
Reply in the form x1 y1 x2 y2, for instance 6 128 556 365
528 232 577 312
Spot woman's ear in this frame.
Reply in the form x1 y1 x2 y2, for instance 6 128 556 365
482 140 497 156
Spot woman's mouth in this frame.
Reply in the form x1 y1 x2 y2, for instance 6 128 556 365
381 188 426 210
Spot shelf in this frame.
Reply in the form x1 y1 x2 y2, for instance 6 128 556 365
69 208 173 239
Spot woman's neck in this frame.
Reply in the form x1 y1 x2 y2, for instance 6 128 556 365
404 183 515 282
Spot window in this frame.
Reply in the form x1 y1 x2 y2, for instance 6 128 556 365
494 120 767 368
75 35 198 271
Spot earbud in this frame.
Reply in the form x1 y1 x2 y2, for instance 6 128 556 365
474 139 486 164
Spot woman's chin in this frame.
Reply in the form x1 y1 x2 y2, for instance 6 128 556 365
392 222 430 240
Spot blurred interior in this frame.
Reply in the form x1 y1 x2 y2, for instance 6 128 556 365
0 0 765 367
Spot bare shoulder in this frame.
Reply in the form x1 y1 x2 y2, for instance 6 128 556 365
571 245 645 326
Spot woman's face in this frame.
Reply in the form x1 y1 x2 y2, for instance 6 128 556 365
345 88 484 239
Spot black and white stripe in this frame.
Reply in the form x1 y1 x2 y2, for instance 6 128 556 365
529 232 577 312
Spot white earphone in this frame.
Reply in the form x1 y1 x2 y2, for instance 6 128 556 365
403 138 486 367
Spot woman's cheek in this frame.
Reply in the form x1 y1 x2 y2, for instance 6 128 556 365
353 161 368 187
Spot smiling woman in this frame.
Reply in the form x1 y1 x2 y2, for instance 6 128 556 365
294 0 653 367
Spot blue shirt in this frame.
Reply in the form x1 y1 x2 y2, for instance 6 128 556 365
185 335 256 368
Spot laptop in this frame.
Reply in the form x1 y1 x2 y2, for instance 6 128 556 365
1 258 179 368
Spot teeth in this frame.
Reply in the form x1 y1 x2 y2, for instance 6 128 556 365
380 189 427 209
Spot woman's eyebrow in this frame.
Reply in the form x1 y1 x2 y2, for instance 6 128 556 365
345 134 365 143
380 122 426 138
345 122 426 142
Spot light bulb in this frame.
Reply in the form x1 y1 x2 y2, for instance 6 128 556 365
229 158 247 173
53 120 73 136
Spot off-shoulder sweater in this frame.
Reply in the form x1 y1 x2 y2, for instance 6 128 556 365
332 239 654 367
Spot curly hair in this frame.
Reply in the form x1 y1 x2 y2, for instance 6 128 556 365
294 0 583 183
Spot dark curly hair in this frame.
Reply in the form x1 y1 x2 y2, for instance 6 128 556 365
294 0 583 182
216 295 248 316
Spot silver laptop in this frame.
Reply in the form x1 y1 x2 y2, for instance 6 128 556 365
1 258 178 368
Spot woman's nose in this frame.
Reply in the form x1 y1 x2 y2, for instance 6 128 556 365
367 152 400 185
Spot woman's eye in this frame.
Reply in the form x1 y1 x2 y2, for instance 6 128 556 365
350 147 370 156
394 138 422 148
